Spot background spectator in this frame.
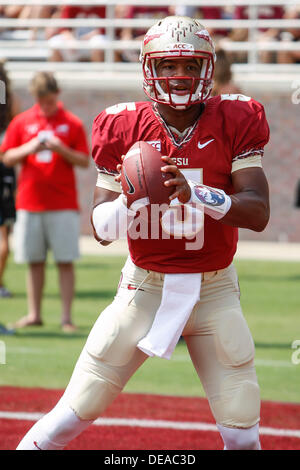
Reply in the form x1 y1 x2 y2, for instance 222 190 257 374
1 5 24 19
0 60 20 334
1 72 90 332
0 60 20 301
172 6 231 42
232 5 284 39
0 4 28 38
118 6 171 62
222 5 285 63
277 5 300 64
211 48 242 96
0 3 60 42
24 4 61 41
47 5 107 62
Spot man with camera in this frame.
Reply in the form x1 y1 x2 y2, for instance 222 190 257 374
1 71 90 331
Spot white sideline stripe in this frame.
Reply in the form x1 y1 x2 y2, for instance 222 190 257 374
78 237 300 261
6 348 294 368
172 354 293 368
1 411 300 439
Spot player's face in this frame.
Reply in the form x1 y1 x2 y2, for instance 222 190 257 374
36 92 59 117
156 58 202 98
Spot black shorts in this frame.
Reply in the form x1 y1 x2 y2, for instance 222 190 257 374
0 163 16 226
0 198 16 226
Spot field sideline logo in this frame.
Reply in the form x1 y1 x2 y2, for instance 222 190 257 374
0 341 6 365
291 80 300 105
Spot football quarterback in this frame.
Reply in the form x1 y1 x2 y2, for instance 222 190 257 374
17 16 270 451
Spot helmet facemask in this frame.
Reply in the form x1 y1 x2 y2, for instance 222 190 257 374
143 51 214 109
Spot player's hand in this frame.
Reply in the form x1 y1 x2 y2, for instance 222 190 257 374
115 155 125 184
115 166 122 183
115 156 149 212
115 157 129 208
161 156 191 204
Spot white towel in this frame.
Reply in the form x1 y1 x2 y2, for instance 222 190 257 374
137 272 201 360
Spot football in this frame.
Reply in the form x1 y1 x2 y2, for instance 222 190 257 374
120 141 174 208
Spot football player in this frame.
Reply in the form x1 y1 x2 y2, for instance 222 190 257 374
17 16 270 450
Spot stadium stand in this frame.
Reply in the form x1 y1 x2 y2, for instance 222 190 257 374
0 0 299 90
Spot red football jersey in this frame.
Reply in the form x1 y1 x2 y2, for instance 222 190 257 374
61 6 106 19
92 96 269 273
125 7 171 38
60 6 106 34
234 6 284 31
1 102 89 212
234 6 284 19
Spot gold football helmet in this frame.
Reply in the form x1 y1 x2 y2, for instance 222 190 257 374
140 16 216 108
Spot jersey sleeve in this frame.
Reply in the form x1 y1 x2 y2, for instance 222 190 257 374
92 107 128 178
231 98 270 171
96 169 122 193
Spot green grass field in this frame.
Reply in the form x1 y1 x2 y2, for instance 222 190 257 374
0 255 299 403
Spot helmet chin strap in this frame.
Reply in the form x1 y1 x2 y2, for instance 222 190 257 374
157 83 204 109
169 93 195 109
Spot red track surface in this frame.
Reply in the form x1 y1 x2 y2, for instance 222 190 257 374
1 386 300 450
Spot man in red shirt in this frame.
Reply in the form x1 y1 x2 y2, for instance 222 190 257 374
2 71 89 331
17 17 270 450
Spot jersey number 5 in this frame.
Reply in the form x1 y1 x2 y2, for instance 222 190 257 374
106 102 136 115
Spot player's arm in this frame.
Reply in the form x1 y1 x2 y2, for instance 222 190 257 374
221 166 269 232
91 176 137 246
91 107 150 245
92 157 151 245
91 186 121 246
162 156 270 233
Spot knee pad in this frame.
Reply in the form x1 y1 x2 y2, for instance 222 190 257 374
67 345 147 421
211 308 259 428
211 372 261 428
65 291 157 421
68 351 123 421
217 423 261 450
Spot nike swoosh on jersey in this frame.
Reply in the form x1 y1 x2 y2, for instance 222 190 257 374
197 139 215 149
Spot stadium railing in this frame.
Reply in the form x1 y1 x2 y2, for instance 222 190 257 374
0 0 299 90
